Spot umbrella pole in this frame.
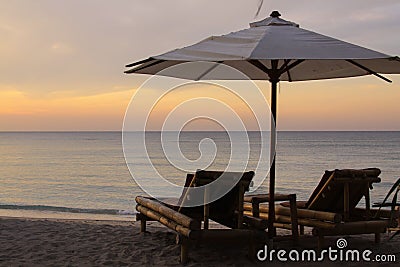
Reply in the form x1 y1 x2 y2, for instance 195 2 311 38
268 77 278 239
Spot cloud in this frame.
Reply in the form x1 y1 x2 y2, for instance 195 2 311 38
50 42 74 54
0 0 399 130
1 0 399 96
0 87 133 130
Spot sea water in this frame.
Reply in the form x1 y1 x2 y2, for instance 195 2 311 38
0 131 399 220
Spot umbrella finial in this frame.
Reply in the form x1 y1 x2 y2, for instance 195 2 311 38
270 11 281 18
251 11 299 27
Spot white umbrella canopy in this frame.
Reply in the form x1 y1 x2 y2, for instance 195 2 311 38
125 11 400 239
126 11 400 82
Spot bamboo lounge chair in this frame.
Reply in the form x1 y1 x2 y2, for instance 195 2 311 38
135 170 268 263
244 168 398 248
372 177 400 240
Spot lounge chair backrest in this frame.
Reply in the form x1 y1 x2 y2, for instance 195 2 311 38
176 174 196 205
194 170 253 188
190 170 254 228
306 168 381 214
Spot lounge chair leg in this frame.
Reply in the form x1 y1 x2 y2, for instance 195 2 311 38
300 225 305 235
140 218 146 233
204 187 209 229
252 202 260 218
344 182 350 221
180 237 189 264
375 233 381 244
289 194 299 243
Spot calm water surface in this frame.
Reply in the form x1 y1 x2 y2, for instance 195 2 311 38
0 131 399 219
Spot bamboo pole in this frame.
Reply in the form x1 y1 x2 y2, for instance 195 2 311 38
140 219 146 232
252 201 260 218
333 177 381 183
237 184 245 228
289 194 299 242
176 235 189 264
344 182 350 221
354 207 399 219
333 168 381 178
136 196 201 229
268 73 278 240
243 203 342 223
136 213 153 232
136 205 197 238
244 211 337 229
273 223 293 230
203 186 209 230
312 220 387 236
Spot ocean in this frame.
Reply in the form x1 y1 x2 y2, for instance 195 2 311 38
0 131 399 220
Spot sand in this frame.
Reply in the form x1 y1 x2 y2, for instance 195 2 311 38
0 216 399 266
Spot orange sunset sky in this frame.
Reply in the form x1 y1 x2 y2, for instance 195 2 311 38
1 0 400 131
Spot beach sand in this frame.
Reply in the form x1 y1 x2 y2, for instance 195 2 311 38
0 216 398 266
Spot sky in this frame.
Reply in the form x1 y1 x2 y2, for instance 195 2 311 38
1 0 399 131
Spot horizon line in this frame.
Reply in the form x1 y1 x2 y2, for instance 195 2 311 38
1 130 400 133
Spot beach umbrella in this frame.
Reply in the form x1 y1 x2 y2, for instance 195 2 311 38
125 11 400 238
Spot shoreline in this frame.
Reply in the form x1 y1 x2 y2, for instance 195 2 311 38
0 208 136 222
1 216 399 266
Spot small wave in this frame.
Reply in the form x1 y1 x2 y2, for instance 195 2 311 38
0 204 136 216
117 210 136 215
